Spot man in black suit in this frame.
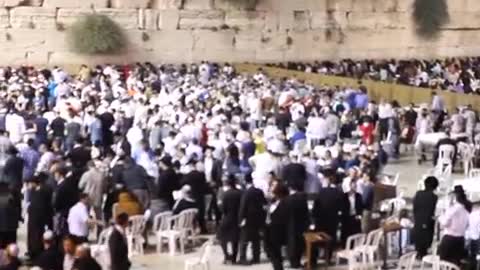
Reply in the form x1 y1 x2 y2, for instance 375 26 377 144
181 160 208 233
157 156 180 209
413 176 439 259
217 175 243 264
67 138 91 171
341 181 363 246
238 175 267 265
265 183 290 270
27 173 53 260
109 213 131 270
53 166 79 239
312 170 345 265
2 146 24 191
284 181 309 268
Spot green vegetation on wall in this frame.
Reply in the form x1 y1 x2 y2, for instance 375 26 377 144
413 0 449 39
68 14 127 55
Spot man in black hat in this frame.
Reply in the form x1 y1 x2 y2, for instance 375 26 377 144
180 159 208 233
27 173 53 260
157 156 180 209
413 176 439 259
238 174 267 265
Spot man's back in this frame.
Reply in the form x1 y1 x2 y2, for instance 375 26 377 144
109 227 130 270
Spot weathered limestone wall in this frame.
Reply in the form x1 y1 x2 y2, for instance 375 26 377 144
1 0 479 65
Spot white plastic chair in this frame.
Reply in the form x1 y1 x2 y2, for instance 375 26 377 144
381 172 400 186
154 211 173 253
397 252 416 270
420 242 439 270
354 229 383 266
458 142 475 176
126 215 147 257
438 260 461 270
91 227 113 270
157 209 198 256
336 233 366 265
436 144 455 178
184 240 213 270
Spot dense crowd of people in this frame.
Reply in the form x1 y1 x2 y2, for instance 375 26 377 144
0 61 475 270
269 57 480 94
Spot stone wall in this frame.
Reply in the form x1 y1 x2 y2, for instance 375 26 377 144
0 0 479 65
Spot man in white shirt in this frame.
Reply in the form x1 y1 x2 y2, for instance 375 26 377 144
67 193 92 244
5 111 25 144
467 202 480 270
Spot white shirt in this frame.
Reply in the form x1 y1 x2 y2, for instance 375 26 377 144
307 117 327 139
63 253 75 270
439 202 469 237
467 210 480 240
378 103 393 119
67 202 89 237
5 113 25 144
36 151 55 173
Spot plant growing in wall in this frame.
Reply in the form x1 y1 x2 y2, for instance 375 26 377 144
68 14 127 55
223 0 259 11
413 0 449 39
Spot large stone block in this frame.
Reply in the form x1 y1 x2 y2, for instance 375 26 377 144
111 0 151 8
0 9 9 28
151 0 182 9
234 30 261 50
278 11 294 31
159 10 179 29
346 11 411 30
182 0 213 10
96 8 140 29
141 9 159 30
178 10 224 29
259 31 288 51
443 12 480 29
129 30 194 51
225 11 265 30
192 29 235 50
10 7 56 29
293 10 310 31
42 0 108 8
57 8 94 28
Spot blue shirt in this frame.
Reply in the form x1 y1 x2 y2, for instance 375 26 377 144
89 119 103 144
290 131 307 146
20 147 40 181
354 93 369 110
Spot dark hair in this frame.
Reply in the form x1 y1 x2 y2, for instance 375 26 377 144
424 176 439 191
27 138 35 147
456 192 472 212
116 212 129 225
272 183 289 199
79 193 89 200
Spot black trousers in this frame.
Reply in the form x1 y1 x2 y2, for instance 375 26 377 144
220 240 238 263
378 118 389 141
439 235 466 266
196 197 207 234
469 239 480 270
414 225 434 259
239 230 261 263
287 235 304 268
265 232 283 270
28 221 46 259
0 231 17 249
